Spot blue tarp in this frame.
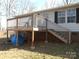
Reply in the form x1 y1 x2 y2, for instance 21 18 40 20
11 33 25 46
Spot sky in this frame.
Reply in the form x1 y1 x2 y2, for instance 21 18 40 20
30 0 45 7
30 0 79 8
24 0 79 11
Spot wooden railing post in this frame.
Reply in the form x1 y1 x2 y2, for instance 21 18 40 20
7 20 8 40
69 31 71 44
31 15 35 49
16 18 18 46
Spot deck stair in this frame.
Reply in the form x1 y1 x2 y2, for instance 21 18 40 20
48 29 68 43
45 20 70 44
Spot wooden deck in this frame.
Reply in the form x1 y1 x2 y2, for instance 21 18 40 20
7 26 46 31
7 27 32 31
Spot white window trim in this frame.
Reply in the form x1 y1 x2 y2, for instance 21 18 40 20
57 8 76 24
67 8 76 23
65 10 67 24
58 10 66 23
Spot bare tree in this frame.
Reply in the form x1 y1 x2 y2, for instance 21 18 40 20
0 0 36 17
21 0 36 14
43 0 78 9
44 0 55 8
0 0 16 18
5 0 16 17
63 0 73 5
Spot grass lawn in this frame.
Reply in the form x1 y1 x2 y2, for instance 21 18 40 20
0 31 79 59
0 40 78 59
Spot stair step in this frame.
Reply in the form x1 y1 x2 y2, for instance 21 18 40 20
48 30 67 44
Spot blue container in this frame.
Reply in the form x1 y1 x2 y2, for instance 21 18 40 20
11 33 25 46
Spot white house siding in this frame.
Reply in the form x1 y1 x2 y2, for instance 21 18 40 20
35 11 55 28
47 11 55 23
18 17 30 27
58 23 79 32
35 12 45 27
7 7 79 32
47 12 79 32
45 11 67 31
36 8 79 32
36 11 68 31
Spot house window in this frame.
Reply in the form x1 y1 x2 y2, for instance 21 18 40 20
58 11 65 23
67 8 76 23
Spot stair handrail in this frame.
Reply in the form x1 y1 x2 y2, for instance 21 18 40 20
35 14 70 31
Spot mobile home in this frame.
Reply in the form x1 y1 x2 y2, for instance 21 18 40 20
7 3 79 48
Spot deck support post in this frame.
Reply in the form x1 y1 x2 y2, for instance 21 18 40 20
31 15 35 49
31 28 35 49
45 18 48 43
16 18 18 46
69 32 71 44
7 20 8 40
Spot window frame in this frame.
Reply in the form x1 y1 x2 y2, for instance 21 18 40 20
67 8 76 23
57 10 66 23
57 8 76 24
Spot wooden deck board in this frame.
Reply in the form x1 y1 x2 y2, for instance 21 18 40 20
7 26 46 31
7 27 32 31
